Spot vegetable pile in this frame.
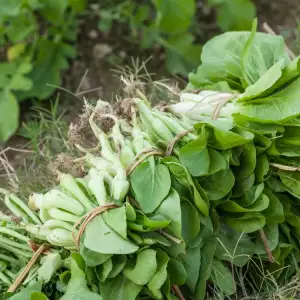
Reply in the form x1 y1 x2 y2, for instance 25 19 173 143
2 21 300 299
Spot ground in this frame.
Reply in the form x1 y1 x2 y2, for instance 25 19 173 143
0 0 300 191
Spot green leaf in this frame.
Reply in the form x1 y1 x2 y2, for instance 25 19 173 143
19 39 75 100
167 258 187 286
278 170 300 196
156 188 182 239
40 0 68 24
130 161 171 213
152 0 195 34
108 255 127 278
181 246 201 292
84 215 138 254
8 282 43 300
95 257 113 282
123 249 157 285
38 253 63 282
188 31 288 91
103 206 127 239
60 253 102 300
0 91 19 141
201 168 235 201
195 238 217 300
181 199 201 245
99 274 142 300
255 224 279 255
68 0 86 12
239 183 265 207
211 259 236 295
225 212 265 233
262 189 284 224
80 244 112 267
255 154 269 183
0 0 22 16
211 0 255 31
215 228 254 266
147 249 170 299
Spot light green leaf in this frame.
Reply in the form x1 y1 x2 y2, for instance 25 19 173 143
0 0 22 16
168 258 187 286
61 253 102 300
8 282 43 300
130 161 171 213
278 170 300 196
96 257 113 282
156 188 182 239
103 206 127 239
108 255 127 278
123 249 157 285
147 249 170 299
84 215 138 254
38 253 63 282
80 244 112 267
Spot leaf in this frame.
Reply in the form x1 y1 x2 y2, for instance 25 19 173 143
99 274 142 300
103 206 127 239
195 238 217 300
215 227 254 266
211 259 236 295
107 255 127 278
152 0 195 34
84 215 138 254
221 193 269 213
7 44 27 61
19 39 76 100
0 91 19 142
40 0 69 24
262 189 285 224
255 224 279 255
239 183 265 207
95 257 113 282
156 188 182 239
255 154 270 182
211 0 255 31
80 244 112 267
201 168 235 201
123 249 157 285
188 31 288 91
278 170 300 196
181 246 201 292
8 282 43 300
147 249 170 299
225 212 265 233
179 133 209 177
68 0 86 12
181 199 201 245
130 161 171 213
0 0 22 16
167 258 187 286
60 253 102 300
38 253 63 282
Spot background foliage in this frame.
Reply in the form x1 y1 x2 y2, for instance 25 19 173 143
0 0 256 142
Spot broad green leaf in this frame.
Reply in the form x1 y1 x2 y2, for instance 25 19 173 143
123 249 157 285
19 39 75 100
181 246 201 292
211 259 236 295
239 183 264 207
152 0 195 34
225 212 265 233
201 168 235 200
130 161 171 213
38 253 63 282
84 215 138 254
255 154 269 183
167 258 187 286
215 228 254 266
181 199 201 244
8 282 43 300
221 193 269 213
40 0 68 24
188 31 288 91
108 255 127 278
147 250 170 299
238 77 300 121
0 0 22 16
211 0 255 31
179 132 209 177
61 253 102 300
255 224 279 255
156 188 182 239
278 170 300 196
68 0 86 12
232 143 256 179
103 206 127 239
99 274 142 300
80 244 112 267
195 238 217 300
0 91 19 141
232 173 255 197
96 257 113 282
262 189 284 224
